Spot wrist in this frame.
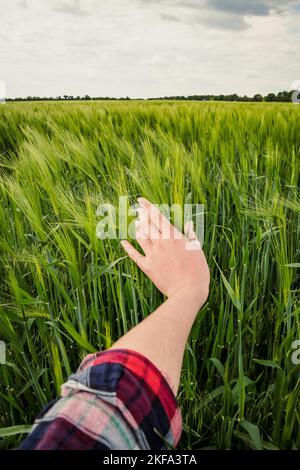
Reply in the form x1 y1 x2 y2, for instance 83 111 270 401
169 284 209 310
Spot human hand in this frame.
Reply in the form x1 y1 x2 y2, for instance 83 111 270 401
121 198 210 308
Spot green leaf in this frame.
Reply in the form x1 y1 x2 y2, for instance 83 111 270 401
208 385 225 400
239 419 263 450
262 441 280 450
254 359 281 369
209 357 225 381
0 425 32 438
59 321 97 353
215 259 241 311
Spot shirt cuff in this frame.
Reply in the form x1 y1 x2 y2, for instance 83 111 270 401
70 348 182 449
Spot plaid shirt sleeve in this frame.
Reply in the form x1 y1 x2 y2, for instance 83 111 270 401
19 348 182 450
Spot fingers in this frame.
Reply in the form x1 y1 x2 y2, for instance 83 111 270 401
138 197 182 240
184 221 197 241
120 240 143 263
121 201 200 269
184 220 201 251
120 240 148 270
137 205 160 241
135 221 152 255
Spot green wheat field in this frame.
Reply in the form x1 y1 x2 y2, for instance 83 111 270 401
0 100 299 450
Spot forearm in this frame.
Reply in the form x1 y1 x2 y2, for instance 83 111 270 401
110 288 205 394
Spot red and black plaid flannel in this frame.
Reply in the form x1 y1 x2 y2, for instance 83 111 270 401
19 349 182 450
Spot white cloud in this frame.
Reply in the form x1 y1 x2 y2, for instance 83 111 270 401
0 0 299 98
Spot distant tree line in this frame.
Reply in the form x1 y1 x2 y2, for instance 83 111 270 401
6 90 297 102
147 90 296 102
6 95 130 102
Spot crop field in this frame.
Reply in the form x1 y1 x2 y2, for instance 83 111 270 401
0 100 299 449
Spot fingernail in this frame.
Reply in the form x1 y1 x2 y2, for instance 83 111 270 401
189 221 194 234
138 197 147 207
136 207 147 218
184 220 192 234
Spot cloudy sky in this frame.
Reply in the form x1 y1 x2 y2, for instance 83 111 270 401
0 0 299 98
